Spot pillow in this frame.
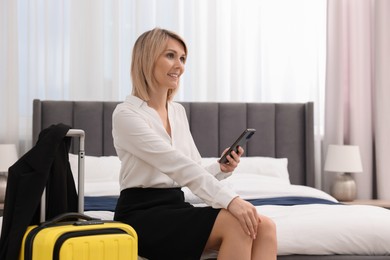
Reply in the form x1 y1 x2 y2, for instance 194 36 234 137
201 156 290 184
69 153 121 183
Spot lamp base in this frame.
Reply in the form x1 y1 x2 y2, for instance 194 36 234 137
0 173 7 203
331 173 356 202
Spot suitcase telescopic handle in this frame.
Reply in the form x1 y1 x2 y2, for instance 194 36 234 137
65 129 86 214
40 129 86 222
41 212 100 227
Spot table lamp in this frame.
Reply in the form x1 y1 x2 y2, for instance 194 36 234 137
0 144 18 203
324 144 363 202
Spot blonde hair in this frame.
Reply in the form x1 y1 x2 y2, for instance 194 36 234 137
131 28 187 101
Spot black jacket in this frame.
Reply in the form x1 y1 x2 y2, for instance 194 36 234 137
0 123 78 260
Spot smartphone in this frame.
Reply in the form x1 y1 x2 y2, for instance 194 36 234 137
219 128 256 164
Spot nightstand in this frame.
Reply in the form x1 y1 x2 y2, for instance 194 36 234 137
343 199 390 209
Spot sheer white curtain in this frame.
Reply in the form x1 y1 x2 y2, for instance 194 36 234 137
0 0 19 146
324 0 390 199
1 0 326 175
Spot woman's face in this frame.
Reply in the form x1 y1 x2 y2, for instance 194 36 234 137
153 37 186 92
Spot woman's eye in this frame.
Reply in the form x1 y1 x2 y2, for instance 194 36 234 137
180 56 186 63
166 53 174 59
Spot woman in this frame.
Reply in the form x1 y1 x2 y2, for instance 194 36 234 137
113 28 277 260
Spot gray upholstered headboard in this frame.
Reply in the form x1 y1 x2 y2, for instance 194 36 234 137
33 99 314 187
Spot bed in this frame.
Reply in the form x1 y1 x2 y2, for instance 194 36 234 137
31 99 390 260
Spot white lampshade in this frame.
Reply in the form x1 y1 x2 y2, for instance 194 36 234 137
0 144 19 172
324 144 363 173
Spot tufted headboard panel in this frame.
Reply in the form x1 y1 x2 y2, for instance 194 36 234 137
33 99 314 187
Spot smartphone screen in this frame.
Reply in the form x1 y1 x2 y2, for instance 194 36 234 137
218 128 256 164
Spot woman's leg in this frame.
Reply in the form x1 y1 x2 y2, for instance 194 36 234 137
204 210 277 260
251 215 277 260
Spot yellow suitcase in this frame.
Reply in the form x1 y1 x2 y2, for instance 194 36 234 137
19 212 138 260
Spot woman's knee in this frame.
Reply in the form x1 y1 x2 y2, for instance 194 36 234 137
258 215 277 239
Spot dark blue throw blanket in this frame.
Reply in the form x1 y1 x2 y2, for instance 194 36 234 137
84 196 339 212
85 196 118 211
247 196 339 206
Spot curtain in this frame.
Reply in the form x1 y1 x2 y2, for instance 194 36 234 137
1 0 326 181
324 0 390 199
0 0 19 146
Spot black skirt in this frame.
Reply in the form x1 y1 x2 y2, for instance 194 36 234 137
114 187 220 260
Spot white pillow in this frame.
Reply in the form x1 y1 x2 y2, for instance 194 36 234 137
69 153 121 182
201 156 290 184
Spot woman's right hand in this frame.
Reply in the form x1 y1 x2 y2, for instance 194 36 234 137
227 197 261 240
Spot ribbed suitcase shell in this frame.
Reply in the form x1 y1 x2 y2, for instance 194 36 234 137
19 220 137 260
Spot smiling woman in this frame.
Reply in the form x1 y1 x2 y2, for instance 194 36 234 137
112 28 277 259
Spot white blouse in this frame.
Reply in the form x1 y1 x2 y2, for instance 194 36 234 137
112 95 237 209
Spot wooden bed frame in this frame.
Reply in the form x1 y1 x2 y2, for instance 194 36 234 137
32 99 390 260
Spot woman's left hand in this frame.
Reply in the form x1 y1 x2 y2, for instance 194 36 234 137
219 146 244 173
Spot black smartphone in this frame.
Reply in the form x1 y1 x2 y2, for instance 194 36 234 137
219 128 256 164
